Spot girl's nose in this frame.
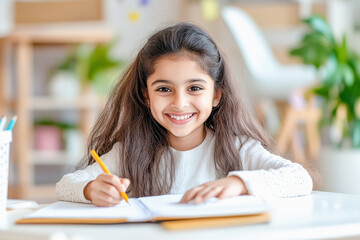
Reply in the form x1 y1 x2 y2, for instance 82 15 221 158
171 92 189 109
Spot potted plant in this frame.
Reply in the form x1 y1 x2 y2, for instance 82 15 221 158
34 119 75 152
290 14 360 194
50 42 124 98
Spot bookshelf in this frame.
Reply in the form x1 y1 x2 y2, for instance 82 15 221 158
2 23 113 200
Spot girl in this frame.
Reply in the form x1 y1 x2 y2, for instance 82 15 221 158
56 23 313 207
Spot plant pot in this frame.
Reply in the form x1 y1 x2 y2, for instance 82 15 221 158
317 147 360 195
49 71 80 99
34 126 62 151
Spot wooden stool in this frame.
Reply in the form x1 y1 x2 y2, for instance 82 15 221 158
276 98 321 162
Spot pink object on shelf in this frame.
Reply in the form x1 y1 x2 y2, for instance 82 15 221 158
34 126 62 151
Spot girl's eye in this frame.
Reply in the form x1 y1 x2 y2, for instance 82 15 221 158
156 87 171 92
189 86 202 92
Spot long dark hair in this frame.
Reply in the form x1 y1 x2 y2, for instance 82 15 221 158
79 22 271 197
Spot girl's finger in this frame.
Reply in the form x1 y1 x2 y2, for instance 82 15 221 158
119 178 130 191
180 186 203 203
193 186 224 204
217 187 233 200
96 191 122 205
100 174 124 193
92 179 122 200
192 187 214 204
202 186 223 200
92 197 119 207
97 173 113 182
102 185 123 200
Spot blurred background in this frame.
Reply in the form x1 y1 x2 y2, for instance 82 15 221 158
1 0 360 203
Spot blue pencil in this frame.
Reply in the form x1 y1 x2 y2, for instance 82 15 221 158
0 115 7 131
6 116 17 131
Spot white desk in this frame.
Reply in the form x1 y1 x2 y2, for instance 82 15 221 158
1 191 360 240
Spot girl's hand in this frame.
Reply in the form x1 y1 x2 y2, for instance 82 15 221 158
180 176 248 204
84 173 130 207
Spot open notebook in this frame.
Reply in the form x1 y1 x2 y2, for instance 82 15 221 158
17 194 270 230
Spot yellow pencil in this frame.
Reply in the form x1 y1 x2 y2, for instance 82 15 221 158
90 149 129 203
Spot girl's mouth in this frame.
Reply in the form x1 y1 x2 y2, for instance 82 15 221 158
166 113 196 124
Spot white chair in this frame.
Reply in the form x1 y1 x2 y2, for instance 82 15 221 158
221 6 321 161
221 6 317 101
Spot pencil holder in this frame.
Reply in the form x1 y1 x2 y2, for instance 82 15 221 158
0 131 12 214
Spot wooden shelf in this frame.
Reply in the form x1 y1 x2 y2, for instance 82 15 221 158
8 184 56 201
31 96 106 110
3 24 113 199
30 184 57 202
9 23 113 44
31 150 82 165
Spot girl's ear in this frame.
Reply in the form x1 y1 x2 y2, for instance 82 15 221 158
213 89 222 107
142 88 150 107
142 88 149 101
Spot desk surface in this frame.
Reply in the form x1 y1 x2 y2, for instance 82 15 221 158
1 191 360 240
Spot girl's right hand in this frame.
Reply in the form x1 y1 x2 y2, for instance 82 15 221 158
84 173 130 207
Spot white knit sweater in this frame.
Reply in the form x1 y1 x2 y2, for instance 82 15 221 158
56 131 313 203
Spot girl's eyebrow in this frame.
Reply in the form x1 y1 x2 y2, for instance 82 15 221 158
151 79 208 86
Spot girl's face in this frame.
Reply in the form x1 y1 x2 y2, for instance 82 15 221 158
145 55 221 151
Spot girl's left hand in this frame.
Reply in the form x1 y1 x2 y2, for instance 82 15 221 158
180 176 248 204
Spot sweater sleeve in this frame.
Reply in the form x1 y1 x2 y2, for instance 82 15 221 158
55 143 121 203
228 139 313 198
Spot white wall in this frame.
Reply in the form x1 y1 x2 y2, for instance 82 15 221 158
103 0 183 60
0 0 13 37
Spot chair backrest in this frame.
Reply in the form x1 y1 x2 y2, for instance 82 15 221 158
221 6 280 79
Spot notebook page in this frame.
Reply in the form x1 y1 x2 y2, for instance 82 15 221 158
139 194 269 218
22 199 148 221
7 199 38 210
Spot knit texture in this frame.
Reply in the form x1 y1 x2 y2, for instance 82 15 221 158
56 131 312 203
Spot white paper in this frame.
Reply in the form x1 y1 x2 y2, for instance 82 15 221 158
23 199 145 221
140 194 269 218
6 199 38 210
22 194 269 222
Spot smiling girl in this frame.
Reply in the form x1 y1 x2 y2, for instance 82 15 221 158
56 23 313 206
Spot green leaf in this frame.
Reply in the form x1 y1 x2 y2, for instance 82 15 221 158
303 14 335 43
323 54 340 86
87 43 121 82
290 43 330 68
340 64 354 86
55 41 123 88
336 35 348 63
352 119 360 148
349 56 360 77
290 29 335 68
56 48 78 72
302 32 333 51
313 86 329 98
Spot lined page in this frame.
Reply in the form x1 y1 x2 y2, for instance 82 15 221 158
139 194 269 218
22 199 147 221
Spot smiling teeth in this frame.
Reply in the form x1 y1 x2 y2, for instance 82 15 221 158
169 113 193 120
